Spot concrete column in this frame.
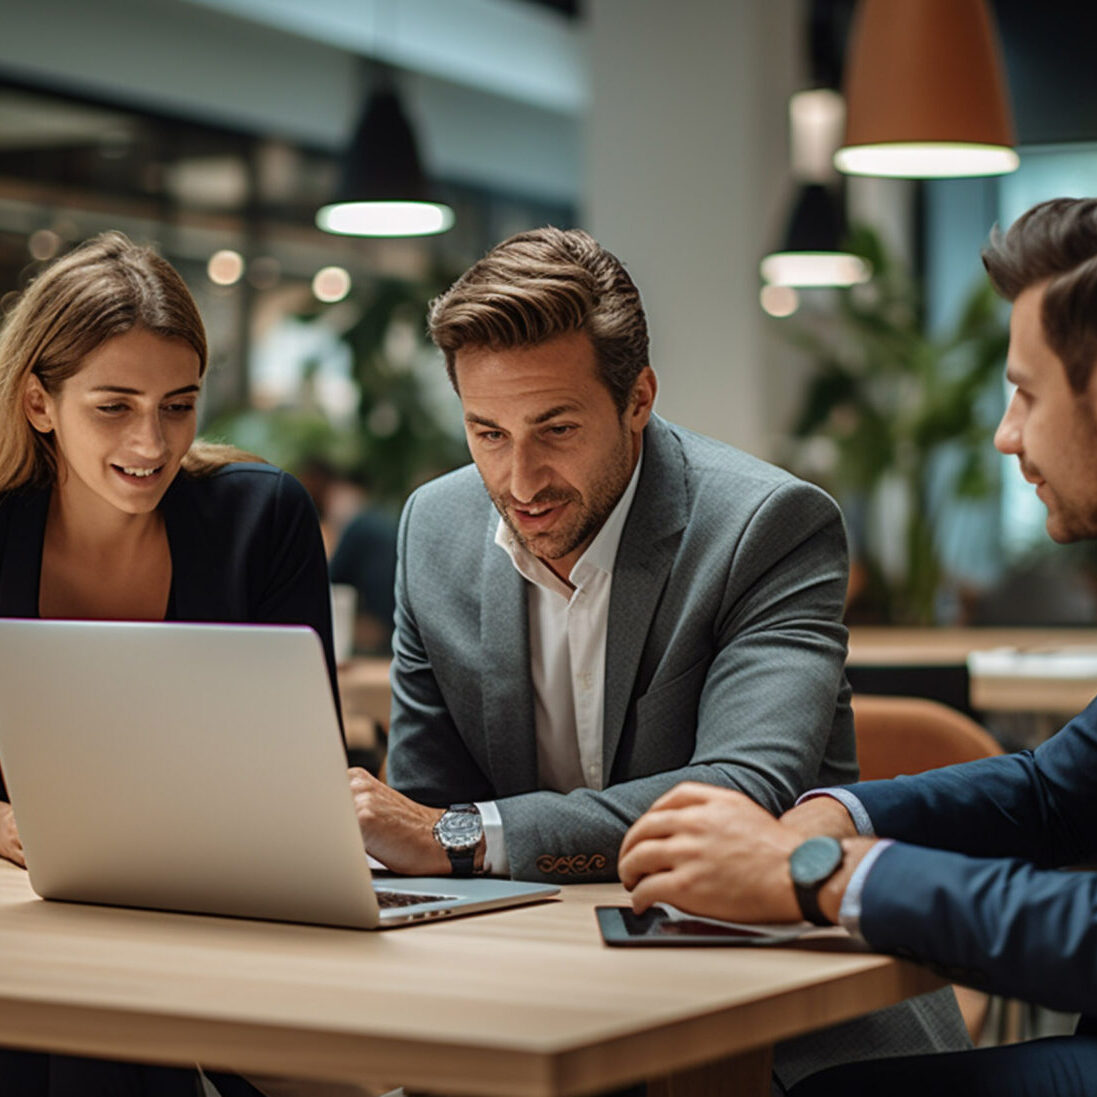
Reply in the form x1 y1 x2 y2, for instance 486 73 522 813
585 0 801 458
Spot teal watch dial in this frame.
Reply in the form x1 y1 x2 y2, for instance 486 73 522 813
788 835 844 925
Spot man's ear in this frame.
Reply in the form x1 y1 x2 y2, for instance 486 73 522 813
628 366 657 432
23 375 54 433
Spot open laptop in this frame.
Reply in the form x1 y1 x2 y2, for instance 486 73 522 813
0 619 558 929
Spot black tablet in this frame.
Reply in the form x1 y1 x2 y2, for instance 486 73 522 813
596 905 812 947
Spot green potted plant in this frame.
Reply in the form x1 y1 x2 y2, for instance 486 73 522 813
206 273 468 508
782 226 1010 624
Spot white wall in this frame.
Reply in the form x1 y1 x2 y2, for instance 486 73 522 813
585 0 801 458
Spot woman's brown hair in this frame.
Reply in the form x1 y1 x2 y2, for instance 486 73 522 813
0 230 257 492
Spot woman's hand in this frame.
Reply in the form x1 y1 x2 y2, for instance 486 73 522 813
0 802 25 868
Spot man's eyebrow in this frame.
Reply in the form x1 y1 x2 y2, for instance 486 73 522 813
530 404 578 424
89 384 201 398
465 412 500 428
464 404 580 429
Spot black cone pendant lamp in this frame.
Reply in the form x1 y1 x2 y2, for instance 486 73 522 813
761 89 870 290
317 75 454 238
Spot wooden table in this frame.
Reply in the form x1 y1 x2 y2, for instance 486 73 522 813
0 865 944 1097
346 630 1097 737
849 626 1097 714
337 656 392 751
848 626 1097 668
338 656 392 744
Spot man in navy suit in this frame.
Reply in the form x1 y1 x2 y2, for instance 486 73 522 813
619 196 1097 1097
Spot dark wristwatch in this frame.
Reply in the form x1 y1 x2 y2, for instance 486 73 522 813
432 803 483 877
788 836 844 925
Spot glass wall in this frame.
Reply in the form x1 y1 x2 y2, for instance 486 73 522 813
0 79 576 516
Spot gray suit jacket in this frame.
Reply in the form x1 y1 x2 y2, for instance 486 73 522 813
387 415 970 1081
388 415 857 881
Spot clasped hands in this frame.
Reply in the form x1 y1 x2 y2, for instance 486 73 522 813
618 782 869 925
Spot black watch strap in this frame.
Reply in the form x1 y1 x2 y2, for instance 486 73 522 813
793 877 829 926
448 846 476 876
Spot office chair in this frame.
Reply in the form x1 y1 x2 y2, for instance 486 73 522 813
852 694 1003 779
850 693 1006 1046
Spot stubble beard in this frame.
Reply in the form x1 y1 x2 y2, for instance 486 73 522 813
492 425 635 563
1028 401 1097 543
1042 485 1097 544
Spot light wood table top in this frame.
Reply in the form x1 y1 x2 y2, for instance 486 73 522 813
338 656 392 747
345 630 1097 734
848 626 1097 667
849 627 1097 714
0 864 944 1097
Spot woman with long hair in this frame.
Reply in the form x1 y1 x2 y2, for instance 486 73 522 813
0 231 340 1096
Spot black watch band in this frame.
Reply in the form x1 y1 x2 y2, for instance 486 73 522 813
448 846 476 876
789 836 844 926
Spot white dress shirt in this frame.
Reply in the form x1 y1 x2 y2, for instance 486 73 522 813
475 451 644 875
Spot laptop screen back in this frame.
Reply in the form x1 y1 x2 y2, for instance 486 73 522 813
0 620 381 927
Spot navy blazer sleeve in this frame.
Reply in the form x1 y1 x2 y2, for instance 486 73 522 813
848 703 1097 1013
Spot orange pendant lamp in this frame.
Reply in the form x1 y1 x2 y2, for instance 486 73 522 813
835 0 1019 178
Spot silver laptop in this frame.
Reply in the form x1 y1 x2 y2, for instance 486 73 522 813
0 619 557 929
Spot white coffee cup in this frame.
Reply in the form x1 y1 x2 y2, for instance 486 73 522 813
330 583 358 665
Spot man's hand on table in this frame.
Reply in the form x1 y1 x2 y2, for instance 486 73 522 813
618 782 877 926
619 783 803 922
347 767 451 875
0 803 25 868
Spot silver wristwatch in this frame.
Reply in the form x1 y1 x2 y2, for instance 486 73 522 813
432 803 483 876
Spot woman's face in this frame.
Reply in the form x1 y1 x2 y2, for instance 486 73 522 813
24 327 202 519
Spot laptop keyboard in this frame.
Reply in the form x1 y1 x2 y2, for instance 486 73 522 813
375 888 458 909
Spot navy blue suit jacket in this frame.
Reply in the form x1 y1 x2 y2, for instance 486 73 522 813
0 463 339 802
850 702 1097 1018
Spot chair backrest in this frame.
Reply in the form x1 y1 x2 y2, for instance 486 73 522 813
852 693 1003 780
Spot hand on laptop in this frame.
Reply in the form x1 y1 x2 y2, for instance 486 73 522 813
0 803 24 868
347 768 450 875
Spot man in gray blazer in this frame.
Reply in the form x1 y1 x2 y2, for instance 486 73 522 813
348 225 858 881
348 227 967 1088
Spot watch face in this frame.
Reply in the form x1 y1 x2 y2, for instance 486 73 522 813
437 810 482 851
789 836 843 887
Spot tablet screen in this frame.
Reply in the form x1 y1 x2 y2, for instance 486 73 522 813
596 905 815 947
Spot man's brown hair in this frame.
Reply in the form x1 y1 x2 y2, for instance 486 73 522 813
427 227 649 413
982 197 1097 393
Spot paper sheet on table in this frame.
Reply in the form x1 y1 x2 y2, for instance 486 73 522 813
968 647 1097 678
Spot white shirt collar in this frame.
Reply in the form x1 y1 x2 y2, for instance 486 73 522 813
494 444 644 592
